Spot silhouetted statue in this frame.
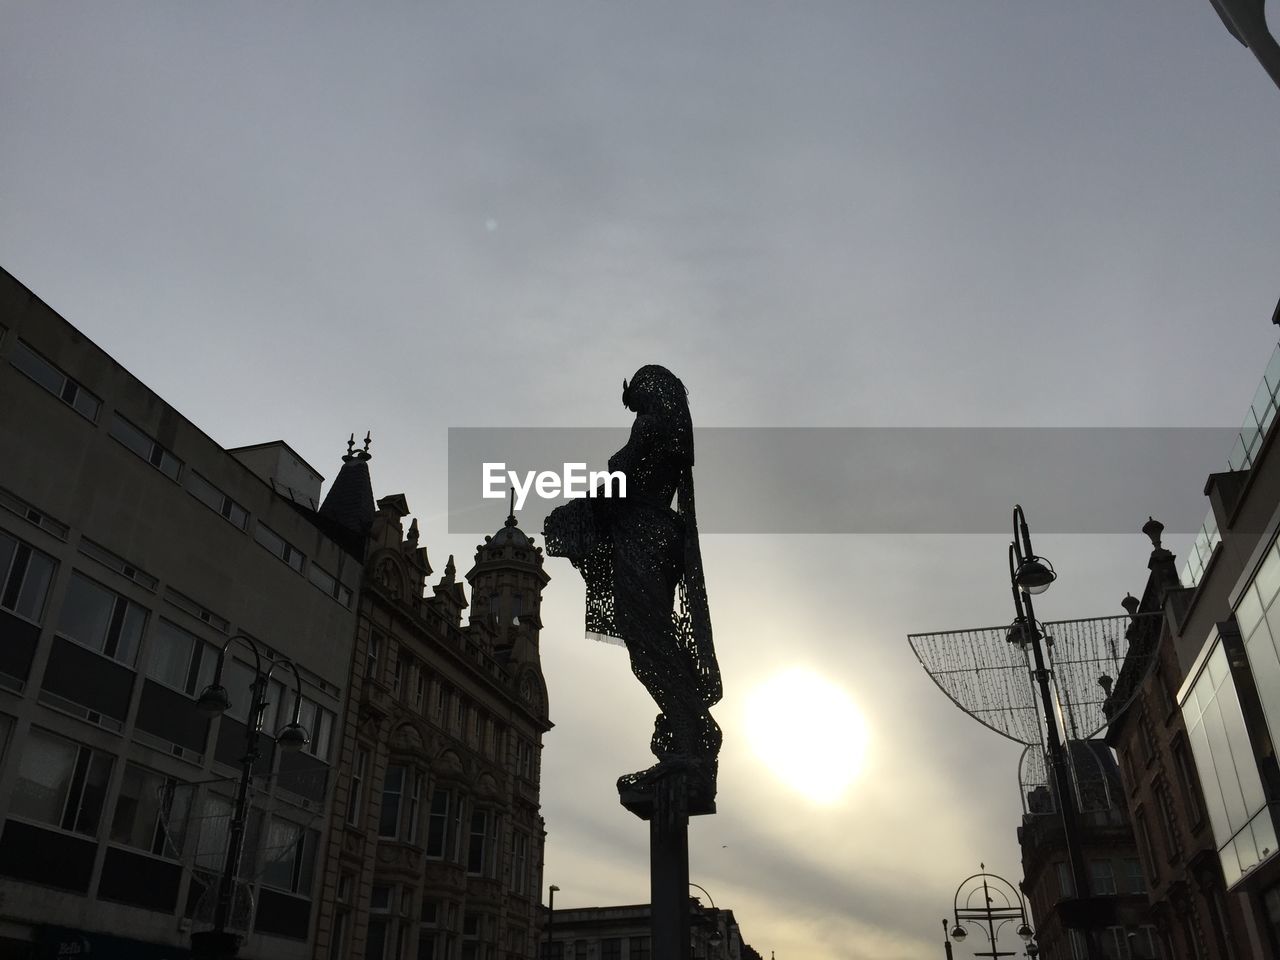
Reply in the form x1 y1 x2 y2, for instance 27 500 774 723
544 365 721 813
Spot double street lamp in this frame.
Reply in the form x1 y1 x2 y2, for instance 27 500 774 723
1005 506 1101 960
190 634 310 960
943 867 1035 959
689 883 724 957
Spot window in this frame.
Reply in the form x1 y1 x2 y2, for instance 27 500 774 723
56 571 146 666
163 587 229 632
407 769 422 844
371 884 393 911
380 765 406 838
393 653 406 697
78 538 158 590
512 832 528 895
468 809 497 876
415 671 427 712
347 747 369 825
601 939 621 960
367 632 381 683
11 728 114 836
426 787 451 858
110 414 182 479
629 938 650 960
1104 927 1132 960
11 341 101 421
0 485 69 539
187 472 248 530
1135 807 1159 881
367 919 389 960
1173 738 1206 825
1131 925 1161 959
1091 859 1117 896
517 739 534 780
1122 858 1146 895
1056 861 1075 898
260 820 318 895
0 530 56 622
297 696 335 761
307 563 351 606
1156 779 1180 861
145 619 213 695
110 763 188 858
253 522 304 572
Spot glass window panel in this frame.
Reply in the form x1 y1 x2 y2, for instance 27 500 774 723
222 658 258 724
1239 585 1265 640
111 763 166 852
1188 719 1231 841
158 451 182 481
1258 546 1280 609
380 765 405 838
1247 621 1280 751
13 548 54 621
71 388 100 420
11 729 77 825
1219 681 1267 817
261 818 303 890
12 342 66 394
57 574 115 649
193 795 233 870
147 620 196 691
1253 809 1278 862
1208 645 1229 689
0 535 15 593
110 415 153 459
115 601 146 667
73 751 114 836
1202 696 1250 832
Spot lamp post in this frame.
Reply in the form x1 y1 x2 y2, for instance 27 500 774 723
1006 505 1101 959
190 634 310 960
545 884 560 960
689 883 724 958
947 867 1034 960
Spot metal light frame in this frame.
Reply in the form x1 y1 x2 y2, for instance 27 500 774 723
945 867 1034 959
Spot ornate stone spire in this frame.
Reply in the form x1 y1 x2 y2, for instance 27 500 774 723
319 432 376 539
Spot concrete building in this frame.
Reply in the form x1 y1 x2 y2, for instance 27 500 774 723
543 902 745 960
1017 741 1159 960
0 266 361 958
1147 335 1280 953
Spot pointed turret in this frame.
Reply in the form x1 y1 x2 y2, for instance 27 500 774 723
319 433 376 547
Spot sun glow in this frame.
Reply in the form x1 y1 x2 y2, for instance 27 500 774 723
744 667 869 804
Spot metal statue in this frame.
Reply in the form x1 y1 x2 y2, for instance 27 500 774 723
544 364 721 813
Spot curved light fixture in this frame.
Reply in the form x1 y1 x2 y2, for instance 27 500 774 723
275 720 311 751
950 925 968 942
1014 556 1056 595
196 683 231 715
1016 922 1034 942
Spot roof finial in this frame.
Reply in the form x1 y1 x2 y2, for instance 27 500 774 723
444 554 456 581
357 431 372 461
506 487 517 526
407 517 419 546
346 433 356 458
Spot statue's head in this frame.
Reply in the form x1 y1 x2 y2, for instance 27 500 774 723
622 364 688 415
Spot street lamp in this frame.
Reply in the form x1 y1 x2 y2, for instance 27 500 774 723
190 634 309 960
1007 505 1100 959
689 883 724 956
948 867 1034 959
545 884 560 960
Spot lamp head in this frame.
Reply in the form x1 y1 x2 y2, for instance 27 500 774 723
1014 556 1056 595
950 925 968 942
275 721 310 751
196 684 231 715
709 930 723 948
1006 618 1036 649
1025 940 1040 958
1016 922 1034 942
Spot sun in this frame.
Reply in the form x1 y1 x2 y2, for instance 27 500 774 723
744 667 869 804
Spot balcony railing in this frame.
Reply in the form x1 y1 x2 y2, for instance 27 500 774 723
1181 342 1280 588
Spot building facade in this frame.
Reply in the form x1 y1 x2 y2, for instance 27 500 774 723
1102 524 1256 959
544 902 745 960
0 267 361 958
310 469 553 960
1153 339 1280 953
1018 741 1159 960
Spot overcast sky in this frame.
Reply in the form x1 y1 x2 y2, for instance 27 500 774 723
3 3 1280 958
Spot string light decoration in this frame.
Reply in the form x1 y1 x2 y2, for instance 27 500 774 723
908 612 1163 748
